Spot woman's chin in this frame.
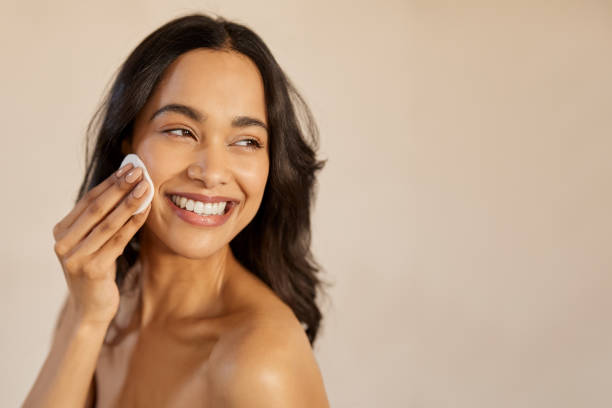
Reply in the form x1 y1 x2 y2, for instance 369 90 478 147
165 239 228 259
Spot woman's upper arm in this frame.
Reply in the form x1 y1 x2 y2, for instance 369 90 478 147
229 353 329 408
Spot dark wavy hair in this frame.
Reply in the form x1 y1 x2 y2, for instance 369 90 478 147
75 13 330 346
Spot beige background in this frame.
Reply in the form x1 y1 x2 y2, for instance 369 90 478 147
1 1 611 407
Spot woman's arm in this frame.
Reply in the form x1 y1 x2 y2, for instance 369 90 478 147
23 161 151 407
22 295 102 408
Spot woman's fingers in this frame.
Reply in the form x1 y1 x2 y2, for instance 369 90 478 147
95 202 151 262
53 163 134 242
55 167 144 259
72 180 150 257
51 158 154 326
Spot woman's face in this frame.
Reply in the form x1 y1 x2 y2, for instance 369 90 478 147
125 48 269 258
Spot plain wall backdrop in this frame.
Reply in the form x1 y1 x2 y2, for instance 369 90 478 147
1 1 611 407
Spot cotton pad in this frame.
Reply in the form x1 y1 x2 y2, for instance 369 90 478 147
119 153 154 215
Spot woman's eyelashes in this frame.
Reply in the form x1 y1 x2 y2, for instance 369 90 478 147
163 128 263 150
165 128 196 139
235 138 263 150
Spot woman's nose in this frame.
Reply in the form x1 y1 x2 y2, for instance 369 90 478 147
187 144 230 189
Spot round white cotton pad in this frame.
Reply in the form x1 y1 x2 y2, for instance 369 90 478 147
119 153 154 215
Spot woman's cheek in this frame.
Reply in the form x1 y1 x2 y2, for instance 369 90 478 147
138 139 182 180
235 156 269 196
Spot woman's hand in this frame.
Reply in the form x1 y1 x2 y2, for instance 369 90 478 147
52 163 151 327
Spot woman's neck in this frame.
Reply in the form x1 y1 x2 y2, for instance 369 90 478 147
135 229 237 329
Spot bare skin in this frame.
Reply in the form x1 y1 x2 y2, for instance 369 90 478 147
92 252 323 407
26 48 328 407
89 48 329 407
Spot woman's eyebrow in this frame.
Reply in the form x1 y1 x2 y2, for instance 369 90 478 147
149 103 268 133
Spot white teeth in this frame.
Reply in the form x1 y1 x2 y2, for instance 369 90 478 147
171 195 228 216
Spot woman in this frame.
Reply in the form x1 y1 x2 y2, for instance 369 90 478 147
24 13 330 407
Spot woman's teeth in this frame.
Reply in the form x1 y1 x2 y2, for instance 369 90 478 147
171 194 228 216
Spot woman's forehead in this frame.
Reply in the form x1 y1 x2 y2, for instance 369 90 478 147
132 48 268 140
153 49 265 110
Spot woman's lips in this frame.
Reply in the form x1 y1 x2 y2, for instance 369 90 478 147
165 195 235 227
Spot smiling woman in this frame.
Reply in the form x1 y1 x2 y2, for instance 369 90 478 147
23 13 330 408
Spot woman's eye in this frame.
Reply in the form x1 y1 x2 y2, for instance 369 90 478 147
235 138 263 150
165 128 195 139
164 129 261 149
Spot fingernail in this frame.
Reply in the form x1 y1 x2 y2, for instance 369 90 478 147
132 180 148 198
126 167 143 183
115 163 133 177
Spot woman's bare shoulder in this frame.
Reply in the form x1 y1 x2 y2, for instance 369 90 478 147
216 264 308 358
206 270 329 407
208 312 329 407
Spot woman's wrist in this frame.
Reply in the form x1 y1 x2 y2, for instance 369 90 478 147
62 297 112 338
